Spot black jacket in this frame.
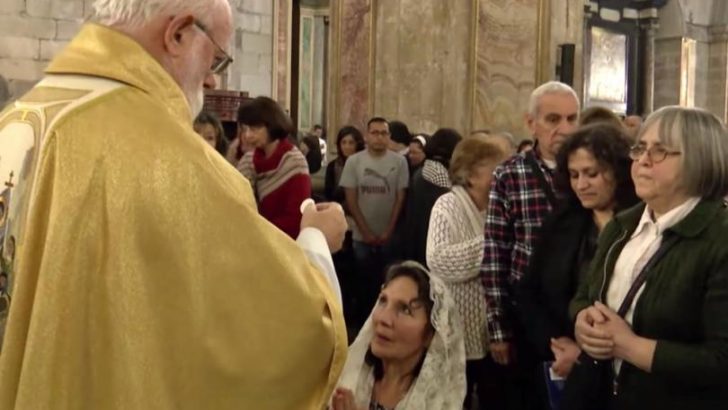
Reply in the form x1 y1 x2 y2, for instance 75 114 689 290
516 203 597 360
401 167 449 266
324 160 345 205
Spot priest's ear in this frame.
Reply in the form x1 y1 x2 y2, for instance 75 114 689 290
163 14 197 57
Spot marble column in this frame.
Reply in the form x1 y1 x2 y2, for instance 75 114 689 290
473 0 543 138
642 24 657 115
327 0 555 139
549 0 584 99
706 27 728 121
693 38 711 109
327 0 375 135
273 0 291 110
652 37 682 109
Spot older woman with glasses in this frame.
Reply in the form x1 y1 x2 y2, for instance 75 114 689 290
565 106 728 410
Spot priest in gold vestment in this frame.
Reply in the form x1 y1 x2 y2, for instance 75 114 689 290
0 0 348 408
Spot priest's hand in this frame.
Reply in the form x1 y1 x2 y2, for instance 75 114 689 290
301 202 347 252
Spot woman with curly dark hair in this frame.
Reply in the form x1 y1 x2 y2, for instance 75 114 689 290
516 123 639 406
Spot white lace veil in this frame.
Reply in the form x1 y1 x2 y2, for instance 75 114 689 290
336 261 466 409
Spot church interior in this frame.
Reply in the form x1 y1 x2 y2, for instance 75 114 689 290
2 0 727 152
2 1 728 409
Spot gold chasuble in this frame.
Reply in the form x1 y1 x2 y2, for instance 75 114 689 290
0 24 346 409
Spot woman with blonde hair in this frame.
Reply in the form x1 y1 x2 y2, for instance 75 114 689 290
426 136 507 409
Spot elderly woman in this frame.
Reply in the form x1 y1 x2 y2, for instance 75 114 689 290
566 106 728 410
237 96 310 238
426 136 506 409
332 261 466 409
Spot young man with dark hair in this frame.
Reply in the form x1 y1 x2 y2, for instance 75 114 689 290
340 117 409 326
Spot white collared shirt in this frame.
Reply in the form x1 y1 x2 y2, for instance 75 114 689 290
297 228 342 305
607 197 700 373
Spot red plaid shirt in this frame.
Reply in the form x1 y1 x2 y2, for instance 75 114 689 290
481 149 556 343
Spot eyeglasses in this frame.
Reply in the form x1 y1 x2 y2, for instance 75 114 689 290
193 20 234 75
629 144 681 163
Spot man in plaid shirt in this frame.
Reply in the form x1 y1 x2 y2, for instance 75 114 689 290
482 82 579 390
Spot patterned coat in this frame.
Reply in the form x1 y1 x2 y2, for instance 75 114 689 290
427 187 489 359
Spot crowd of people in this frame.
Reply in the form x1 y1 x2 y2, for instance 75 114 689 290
0 0 727 409
185 79 728 410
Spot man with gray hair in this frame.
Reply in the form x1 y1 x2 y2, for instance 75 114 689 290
481 81 579 408
0 1 348 408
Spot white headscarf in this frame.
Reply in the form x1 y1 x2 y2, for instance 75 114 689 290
336 261 466 409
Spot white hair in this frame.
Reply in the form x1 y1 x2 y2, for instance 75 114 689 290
528 81 579 117
491 131 516 149
92 0 222 27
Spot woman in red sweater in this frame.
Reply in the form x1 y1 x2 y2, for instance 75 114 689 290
236 97 311 238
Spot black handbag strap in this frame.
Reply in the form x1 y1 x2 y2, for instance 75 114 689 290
525 150 557 207
616 232 680 317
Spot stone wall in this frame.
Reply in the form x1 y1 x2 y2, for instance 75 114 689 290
0 0 90 106
652 37 682 108
373 0 472 135
706 31 728 119
651 0 728 121
228 0 274 97
0 0 275 108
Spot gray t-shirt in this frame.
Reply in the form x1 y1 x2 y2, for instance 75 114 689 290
339 150 409 241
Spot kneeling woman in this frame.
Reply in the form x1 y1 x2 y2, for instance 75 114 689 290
332 261 466 409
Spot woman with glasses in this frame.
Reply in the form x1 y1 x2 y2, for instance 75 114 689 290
565 106 728 410
237 97 311 238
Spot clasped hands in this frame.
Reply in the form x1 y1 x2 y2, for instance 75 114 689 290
574 301 637 361
362 230 392 247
